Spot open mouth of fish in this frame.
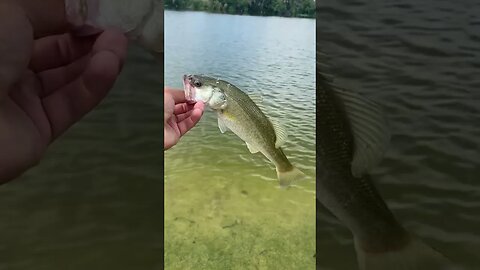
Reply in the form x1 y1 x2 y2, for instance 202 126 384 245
183 74 196 103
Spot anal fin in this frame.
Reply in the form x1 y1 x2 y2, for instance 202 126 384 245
246 142 260 153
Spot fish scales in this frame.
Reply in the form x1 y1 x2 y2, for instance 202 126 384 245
183 74 305 185
218 81 293 172
316 51 455 269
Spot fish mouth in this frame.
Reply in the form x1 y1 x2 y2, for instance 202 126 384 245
183 74 196 103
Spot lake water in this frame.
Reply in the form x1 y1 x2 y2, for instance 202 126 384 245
164 11 316 270
0 3 475 270
317 0 480 269
0 39 165 269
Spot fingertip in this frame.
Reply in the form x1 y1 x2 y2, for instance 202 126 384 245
167 89 187 104
83 50 121 100
93 28 128 63
165 87 183 92
194 101 205 111
191 108 204 124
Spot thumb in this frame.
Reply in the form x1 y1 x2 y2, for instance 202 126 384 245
0 1 33 100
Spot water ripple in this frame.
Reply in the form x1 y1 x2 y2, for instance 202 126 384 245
319 0 480 268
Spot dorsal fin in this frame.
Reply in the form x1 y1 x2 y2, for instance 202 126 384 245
333 88 391 177
248 93 263 104
271 120 288 148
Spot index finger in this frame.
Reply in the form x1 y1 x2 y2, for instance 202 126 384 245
165 88 187 104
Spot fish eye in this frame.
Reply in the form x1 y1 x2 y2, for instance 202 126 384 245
193 81 202 87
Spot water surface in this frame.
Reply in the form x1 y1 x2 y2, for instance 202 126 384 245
317 0 480 269
0 47 164 269
164 11 316 269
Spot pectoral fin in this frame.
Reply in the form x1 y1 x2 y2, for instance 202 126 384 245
218 117 229 133
333 88 391 177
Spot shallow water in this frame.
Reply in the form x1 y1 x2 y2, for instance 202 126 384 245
0 47 164 269
317 0 480 269
164 11 316 269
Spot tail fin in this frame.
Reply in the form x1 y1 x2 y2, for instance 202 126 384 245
355 236 461 270
276 166 306 187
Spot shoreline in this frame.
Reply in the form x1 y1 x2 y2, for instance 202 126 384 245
164 8 315 19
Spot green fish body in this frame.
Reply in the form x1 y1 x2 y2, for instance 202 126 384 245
316 57 456 269
184 74 305 186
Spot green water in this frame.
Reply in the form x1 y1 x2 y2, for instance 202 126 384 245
165 11 316 269
317 0 480 269
0 47 164 269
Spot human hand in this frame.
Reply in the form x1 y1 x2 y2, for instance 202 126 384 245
164 88 205 150
0 2 128 183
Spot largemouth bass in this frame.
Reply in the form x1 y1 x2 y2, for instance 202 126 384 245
183 74 305 186
316 54 458 269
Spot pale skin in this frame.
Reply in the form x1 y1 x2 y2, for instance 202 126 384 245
0 1 203 184
164 88 204 150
